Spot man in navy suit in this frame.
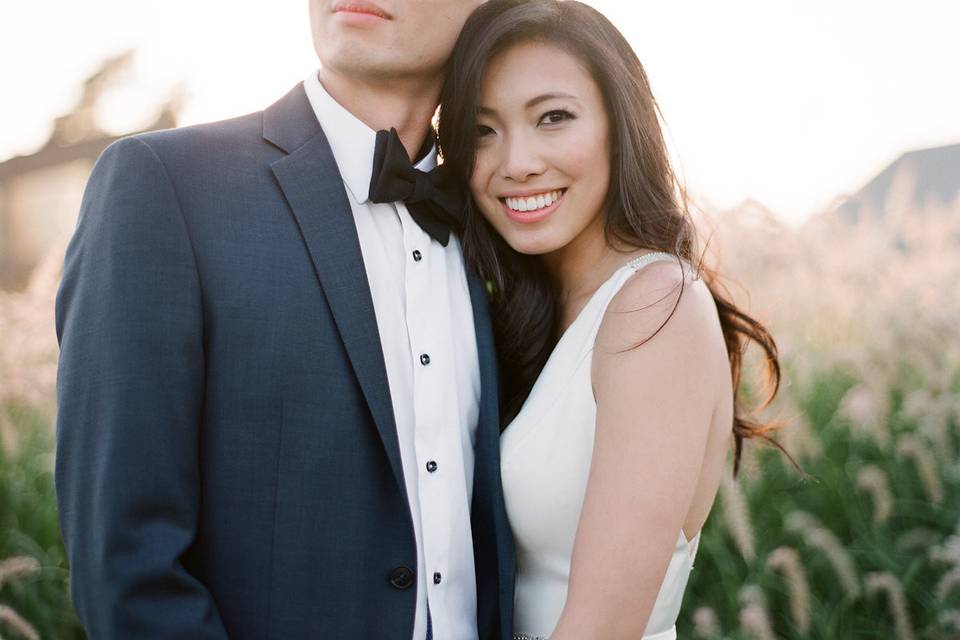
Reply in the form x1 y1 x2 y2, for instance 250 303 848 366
54 1 515 638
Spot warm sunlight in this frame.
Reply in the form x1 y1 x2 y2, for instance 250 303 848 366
3 1 958 224
3 3 960 638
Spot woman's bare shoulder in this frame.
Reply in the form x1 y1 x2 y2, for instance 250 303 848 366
594 259 721 359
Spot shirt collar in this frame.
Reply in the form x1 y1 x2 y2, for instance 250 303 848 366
303 70 437 204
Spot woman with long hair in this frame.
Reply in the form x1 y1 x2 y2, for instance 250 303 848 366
438 1 794 638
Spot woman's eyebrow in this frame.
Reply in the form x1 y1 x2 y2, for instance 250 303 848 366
525 92 578 108
477 92 580 116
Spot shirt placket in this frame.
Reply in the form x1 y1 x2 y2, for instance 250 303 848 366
400 205 451 638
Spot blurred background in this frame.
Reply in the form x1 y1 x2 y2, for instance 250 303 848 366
1 1 958 638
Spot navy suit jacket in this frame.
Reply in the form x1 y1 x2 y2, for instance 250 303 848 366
54 83 516 639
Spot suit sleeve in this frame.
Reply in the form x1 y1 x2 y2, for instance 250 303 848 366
54 137 229 639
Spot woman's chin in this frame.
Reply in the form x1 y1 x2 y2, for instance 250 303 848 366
503 231 562 256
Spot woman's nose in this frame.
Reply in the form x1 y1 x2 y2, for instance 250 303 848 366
498 133 547 182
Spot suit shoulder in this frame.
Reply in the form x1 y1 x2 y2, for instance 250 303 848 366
129 110 265 158
93 109 280 190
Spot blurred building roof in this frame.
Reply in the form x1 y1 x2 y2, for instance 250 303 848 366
0 51 181 290
834 143 960 222
0 51 181 179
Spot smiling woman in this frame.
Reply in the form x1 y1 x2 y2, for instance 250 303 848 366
438 1 798 638
470 41 611 255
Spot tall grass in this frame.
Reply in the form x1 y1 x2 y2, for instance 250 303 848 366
0 405 83 639
0 185 956 638
679 362 960 638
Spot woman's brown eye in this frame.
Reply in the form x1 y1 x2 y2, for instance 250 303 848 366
540 109 575 125
476 124 495 137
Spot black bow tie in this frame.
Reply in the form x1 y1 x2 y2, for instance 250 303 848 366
368 128 465 246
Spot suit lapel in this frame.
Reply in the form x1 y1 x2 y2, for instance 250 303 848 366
466 270 516 637
466 271 499 437
264 84 407 501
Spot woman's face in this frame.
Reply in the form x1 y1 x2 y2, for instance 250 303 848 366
469 41 611 256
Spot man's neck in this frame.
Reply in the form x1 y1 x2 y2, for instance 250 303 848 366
318 67 441 162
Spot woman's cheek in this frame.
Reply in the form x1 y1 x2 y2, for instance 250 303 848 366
560 127 599 167
468 171 486 209
470 157 498 210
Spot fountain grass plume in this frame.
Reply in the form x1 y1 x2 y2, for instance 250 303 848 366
0 604 40 640
765 546 812 632
721 471 755 562
897 528 943 553
785 510 860 598
855 465 894 524
936 566 960 602
691 606 722 638
865 572 914 640
738 586 775 640
0 556 40 589
895 434 944 506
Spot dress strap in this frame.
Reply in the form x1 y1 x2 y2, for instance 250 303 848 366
626 251 682 272
574 252 691 366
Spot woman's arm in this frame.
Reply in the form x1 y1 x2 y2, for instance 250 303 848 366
550 261 729 640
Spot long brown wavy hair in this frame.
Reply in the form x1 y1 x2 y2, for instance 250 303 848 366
437 0 795 478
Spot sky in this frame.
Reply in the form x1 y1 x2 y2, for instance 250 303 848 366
2 1 959 226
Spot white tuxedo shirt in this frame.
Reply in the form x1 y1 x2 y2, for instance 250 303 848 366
304 71 481 640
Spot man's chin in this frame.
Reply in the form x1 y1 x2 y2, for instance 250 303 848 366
322 48 405 80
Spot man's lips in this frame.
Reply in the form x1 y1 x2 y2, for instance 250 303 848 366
332 2 392 19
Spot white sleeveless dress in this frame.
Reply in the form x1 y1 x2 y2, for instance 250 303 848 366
501 252 700 640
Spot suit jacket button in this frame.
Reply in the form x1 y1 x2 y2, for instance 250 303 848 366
389 566 415 590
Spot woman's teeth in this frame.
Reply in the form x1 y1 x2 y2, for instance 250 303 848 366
503 190 563 213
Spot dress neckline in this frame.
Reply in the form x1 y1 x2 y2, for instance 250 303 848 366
501 251 680 445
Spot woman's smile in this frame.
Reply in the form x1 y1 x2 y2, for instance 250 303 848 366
499 188 567 223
